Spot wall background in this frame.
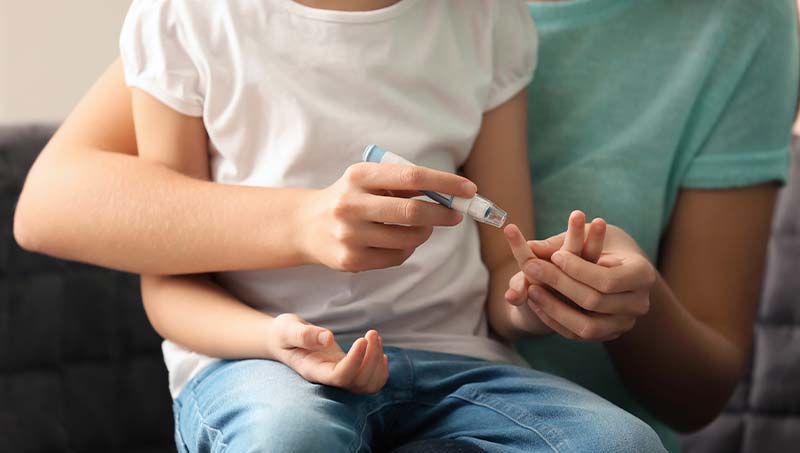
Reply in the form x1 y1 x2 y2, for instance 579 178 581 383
0 1 129 124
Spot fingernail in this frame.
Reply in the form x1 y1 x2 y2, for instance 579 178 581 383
529 286 542 302
318 331 331 345
551 252 564 267
523 261 541 278
461 181 478 194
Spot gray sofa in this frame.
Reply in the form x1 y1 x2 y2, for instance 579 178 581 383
1 124 798 452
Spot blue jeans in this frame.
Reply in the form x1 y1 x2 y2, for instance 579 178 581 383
173 347 665 452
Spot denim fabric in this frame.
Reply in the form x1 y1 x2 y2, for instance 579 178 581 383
173 347 664 452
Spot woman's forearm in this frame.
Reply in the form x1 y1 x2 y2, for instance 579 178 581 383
605 274 743 432
13 59 311 274
15 146 311 274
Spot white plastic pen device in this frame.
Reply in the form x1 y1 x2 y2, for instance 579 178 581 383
362 144 508 228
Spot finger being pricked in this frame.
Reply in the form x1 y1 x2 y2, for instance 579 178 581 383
522 258 649 316
528 285 636 342
504 224 536 267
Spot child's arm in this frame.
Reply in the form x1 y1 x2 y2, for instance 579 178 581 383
461 89 551 341
132 89 388 393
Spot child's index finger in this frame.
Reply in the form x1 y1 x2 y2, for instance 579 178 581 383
504 224 536 267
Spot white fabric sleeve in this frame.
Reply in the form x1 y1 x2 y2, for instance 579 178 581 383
486 1 538 111
119 0 204 117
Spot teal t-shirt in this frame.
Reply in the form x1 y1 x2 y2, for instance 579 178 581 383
517 0 799 451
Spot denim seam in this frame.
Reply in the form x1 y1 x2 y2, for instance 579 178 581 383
185 385 230 452
401 349 417 396
448 393 564 453
350 399 417 452
173 400 190 453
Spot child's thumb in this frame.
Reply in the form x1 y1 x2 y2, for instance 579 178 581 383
285 323 333 350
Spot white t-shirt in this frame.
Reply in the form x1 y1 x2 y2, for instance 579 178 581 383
120 0 537 398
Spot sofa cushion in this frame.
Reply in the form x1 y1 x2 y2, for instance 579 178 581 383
0 125 174 453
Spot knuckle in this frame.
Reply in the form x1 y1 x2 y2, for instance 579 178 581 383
336 250 362 273
402 200 424 223
344 163 368 184
599 276 619 293
578 322 599 340
582 292 602 311
333 224 356 243
331 194 354 219
399 166 423 187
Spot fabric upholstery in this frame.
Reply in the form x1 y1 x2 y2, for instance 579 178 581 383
0 125 174 453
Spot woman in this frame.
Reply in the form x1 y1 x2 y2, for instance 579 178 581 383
14 0 799 451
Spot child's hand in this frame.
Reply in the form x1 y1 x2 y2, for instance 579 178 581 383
301 162 477 273
267 314 389 394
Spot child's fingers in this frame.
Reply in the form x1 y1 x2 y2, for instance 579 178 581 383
352 331 383 392
505 271 528 306
582 218 607 263
364 340 390 393
331 337 367 386
370 354 390 391
562 210 586 255
504 224 536 268
282 320 332 350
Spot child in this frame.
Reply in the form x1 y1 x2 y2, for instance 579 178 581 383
121 0 664 451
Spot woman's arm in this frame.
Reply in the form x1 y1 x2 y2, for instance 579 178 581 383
606 184 777 431
13 59 475 275
462 90 550 341
522 185 777 431
13 60 307 273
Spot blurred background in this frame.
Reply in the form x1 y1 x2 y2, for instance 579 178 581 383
0 0 128 124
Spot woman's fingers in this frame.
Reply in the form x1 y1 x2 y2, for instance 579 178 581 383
562 210 586 255
528 285 635 341
348 162 477 198
523 257 649 316
551 251 656 294
525 296 580 340
581 218 606 263
527 233 566 260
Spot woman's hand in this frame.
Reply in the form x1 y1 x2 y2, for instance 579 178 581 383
300 162 477 273
267 314 389 394
520 212 655 342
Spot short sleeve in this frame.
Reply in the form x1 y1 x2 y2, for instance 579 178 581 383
681 2 799 189
119 0 204 117
486 1 538 111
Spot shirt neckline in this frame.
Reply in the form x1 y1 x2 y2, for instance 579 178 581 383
528 0 637 29
283 0 421 23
